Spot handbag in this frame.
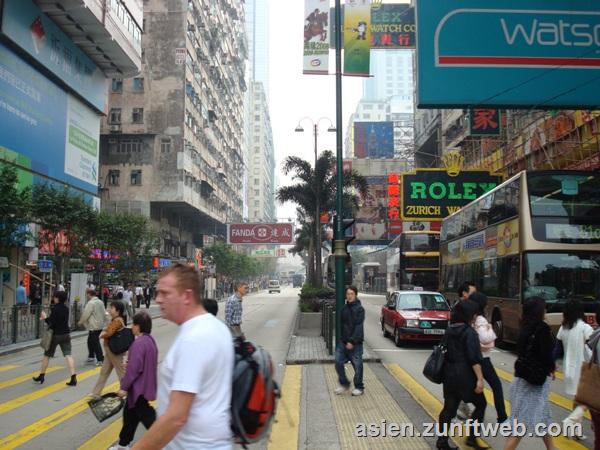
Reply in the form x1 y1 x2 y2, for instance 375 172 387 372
514 326 548 386
108 327 134 355
423 335 447 384
575 346 600 412
40 323 53 351
87 393 125 422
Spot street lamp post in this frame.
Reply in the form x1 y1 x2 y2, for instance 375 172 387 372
295 117 335 288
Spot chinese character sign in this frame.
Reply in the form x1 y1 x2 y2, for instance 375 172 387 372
470 109 501 136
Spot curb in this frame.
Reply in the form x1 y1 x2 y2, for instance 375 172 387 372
0 309 163 357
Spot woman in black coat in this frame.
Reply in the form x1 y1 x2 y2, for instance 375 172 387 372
437 300 487 450
33 291 77 386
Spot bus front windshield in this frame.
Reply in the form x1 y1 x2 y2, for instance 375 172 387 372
524 252 600 311
402 234 440 252
400 270 439 292
528 173 600 218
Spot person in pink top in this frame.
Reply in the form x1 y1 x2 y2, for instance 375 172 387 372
470 292 507 423
111 311 158 450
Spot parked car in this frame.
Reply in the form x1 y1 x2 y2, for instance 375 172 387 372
268 280 281 294
381 290 450 346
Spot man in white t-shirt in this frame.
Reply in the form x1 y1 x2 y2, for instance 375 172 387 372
132 264 234 450
121 285 134 318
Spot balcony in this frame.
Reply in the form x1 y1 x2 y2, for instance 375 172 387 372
34 0 142 77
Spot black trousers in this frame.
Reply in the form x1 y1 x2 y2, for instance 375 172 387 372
144 296 151 309
439 389 486 441
119 396 156 446
87 330 103 362
482 357 507 421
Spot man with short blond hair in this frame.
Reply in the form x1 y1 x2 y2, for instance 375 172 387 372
132 264 233 450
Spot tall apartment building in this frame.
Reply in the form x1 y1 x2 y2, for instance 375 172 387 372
247 83 276 222
244 0 276 222
99 0 247 261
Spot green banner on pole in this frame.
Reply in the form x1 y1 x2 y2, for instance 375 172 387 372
343 0 371 76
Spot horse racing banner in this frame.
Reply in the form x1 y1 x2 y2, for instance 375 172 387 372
343 0 371 76
303 0 329 75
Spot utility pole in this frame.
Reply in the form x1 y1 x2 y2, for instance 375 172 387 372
333 0 345 345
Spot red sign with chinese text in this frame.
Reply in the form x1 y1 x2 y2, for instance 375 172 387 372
470 109 501 136
227 223 294 245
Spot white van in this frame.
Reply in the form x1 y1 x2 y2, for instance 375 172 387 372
268 280 281 294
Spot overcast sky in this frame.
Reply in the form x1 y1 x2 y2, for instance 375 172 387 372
268 0 363 221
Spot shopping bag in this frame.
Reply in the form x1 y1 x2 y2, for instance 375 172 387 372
87 393 125 422
575 347 600 412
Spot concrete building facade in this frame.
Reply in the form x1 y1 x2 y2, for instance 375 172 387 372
99 0 247 261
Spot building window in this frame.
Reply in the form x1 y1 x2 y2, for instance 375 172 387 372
254 200 259 207
161 138 172 153
108 169 120 186
132 108 144 123
119 139 142 153
111 78 123 92
254 178 259 185
363 113 371 119
131 170 142 185
254 189 260 196
109 108 122 124
132 78 144 91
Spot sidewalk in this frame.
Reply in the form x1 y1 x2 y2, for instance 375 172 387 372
0 304 162 357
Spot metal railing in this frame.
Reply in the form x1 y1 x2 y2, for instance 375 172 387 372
0 303 83 347
320 300 335 355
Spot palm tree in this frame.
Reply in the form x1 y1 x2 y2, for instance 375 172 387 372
277 150 368 287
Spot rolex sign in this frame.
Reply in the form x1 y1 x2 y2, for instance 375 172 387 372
401 170 502 221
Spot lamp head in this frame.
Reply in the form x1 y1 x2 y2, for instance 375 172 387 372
295 126 304 132
327 126 336 132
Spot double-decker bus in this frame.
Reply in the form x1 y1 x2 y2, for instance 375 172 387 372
440 170 600 345
386 231 440 297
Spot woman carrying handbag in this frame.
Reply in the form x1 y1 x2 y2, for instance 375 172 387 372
33 291 77 386
90 301 127 399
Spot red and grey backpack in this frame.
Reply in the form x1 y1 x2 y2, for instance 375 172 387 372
231 338 280 447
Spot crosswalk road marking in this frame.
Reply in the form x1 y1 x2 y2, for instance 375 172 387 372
494 367 591 421
483 386 588 450
0 381 120 450
386 364 491 450
77 400 158 450
0 367 101 415
0 366 62 390
0 365 19 374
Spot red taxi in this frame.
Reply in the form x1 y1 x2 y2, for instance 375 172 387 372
381 290 451 346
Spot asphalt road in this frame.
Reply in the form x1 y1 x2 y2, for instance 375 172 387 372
0 287 298 450
359 292 594 450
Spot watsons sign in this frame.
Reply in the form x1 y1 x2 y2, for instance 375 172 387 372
416 0 600 108
401 170 502 221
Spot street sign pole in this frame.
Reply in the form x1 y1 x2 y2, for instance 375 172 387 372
334 0 345 346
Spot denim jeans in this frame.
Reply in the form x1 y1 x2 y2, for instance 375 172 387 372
335 342 364 390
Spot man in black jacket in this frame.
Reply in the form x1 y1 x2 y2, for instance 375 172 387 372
334 286 365 396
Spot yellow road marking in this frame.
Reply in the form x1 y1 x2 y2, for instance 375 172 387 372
0 381 120 450
0 366 62 390
0 365 19 374
0 367 101 415
495 367 590 420
77 401 157 450
484 388 587 450
386 364 491 450
267 365 301 450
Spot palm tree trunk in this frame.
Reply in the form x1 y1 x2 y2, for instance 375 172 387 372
307 239 315 286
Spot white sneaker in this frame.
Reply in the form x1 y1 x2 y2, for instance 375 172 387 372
108 446 130 450
334 385 349 395
351 388 364 396
85 358 95 365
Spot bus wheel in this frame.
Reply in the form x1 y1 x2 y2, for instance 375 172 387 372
492 311 506 349
394 327 404 347
382 320 391 338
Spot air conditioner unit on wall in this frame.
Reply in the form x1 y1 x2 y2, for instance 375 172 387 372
110 124 121 132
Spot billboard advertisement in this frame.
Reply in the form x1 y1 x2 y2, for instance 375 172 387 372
303 0 330 75
0 43 100 195
343 0 371 76
227 223 294 245
356 176 388 242
416 0 600 108
1 0 107 112
401 169 502 221
330 4 416 49
354 122 394 158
